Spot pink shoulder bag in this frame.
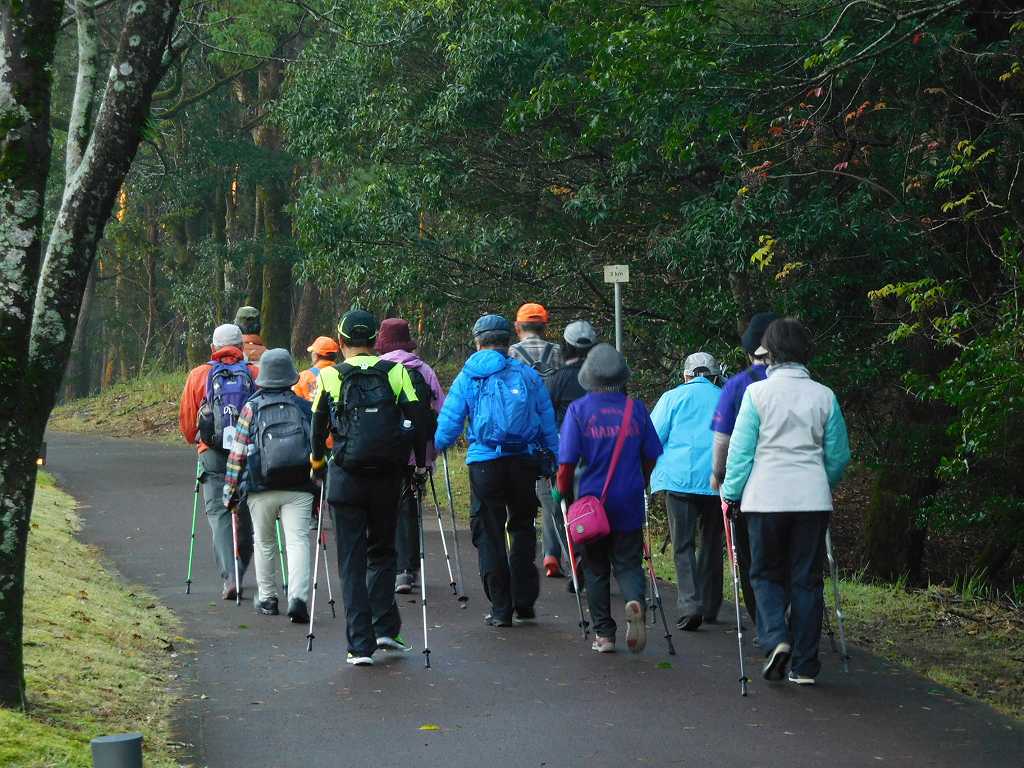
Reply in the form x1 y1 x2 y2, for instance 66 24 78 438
566 398 634 546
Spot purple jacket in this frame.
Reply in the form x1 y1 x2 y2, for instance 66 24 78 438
381 349 446 467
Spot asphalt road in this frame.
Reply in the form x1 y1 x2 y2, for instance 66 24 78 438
48 433 1022 768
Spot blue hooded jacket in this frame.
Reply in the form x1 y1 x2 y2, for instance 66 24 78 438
434 349 559 464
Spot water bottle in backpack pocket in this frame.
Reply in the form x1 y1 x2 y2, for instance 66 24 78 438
249 393 312 491
331 361 413 471
471 367 534 453
198 361 255 451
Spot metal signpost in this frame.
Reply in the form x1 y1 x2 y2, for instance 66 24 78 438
603 264 630 351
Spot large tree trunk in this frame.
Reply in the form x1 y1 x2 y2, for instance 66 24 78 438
0 0 180 710
290 280 321 357
63 263 97 400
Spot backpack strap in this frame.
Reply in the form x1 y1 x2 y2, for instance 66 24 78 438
516 345 537 368
599 398 634 503
539 343 554 368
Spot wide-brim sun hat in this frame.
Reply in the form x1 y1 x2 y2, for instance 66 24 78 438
578 343 630 390
255 348 299 388
376 318 417 354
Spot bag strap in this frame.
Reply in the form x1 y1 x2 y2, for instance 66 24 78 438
599 397 634 502
539 343 554 368
516 345 537 367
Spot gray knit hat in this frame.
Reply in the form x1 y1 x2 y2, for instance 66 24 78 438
212 323 243 349
578 343 630 391
255 348 299 389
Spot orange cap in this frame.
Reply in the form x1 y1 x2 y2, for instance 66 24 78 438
516 302 549 324
307 336 340 356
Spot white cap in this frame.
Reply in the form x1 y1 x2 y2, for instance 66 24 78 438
564 319 597 348
212 323 243 349
684 352 720 377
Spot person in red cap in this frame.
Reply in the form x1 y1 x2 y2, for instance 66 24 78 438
293 336 341 401
376 318 446 594
509 302 564 577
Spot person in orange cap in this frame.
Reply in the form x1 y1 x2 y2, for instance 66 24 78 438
293 336 340 401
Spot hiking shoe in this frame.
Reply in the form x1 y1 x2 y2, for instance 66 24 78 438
222 582 242 601
676 614 703 632
512 606 536 625
543 556 564 578
484 613 512 627
591 636 615 653
287 598 309 624
395 571 415 594
254 596 279 616
376 636 411 651
346 653 374 667
762 642 792 682
788 670 816 686
625 600 647 654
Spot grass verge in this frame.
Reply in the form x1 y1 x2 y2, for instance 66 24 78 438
0 473 182 768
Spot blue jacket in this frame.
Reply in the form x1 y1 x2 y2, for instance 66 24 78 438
434 349 559 464
649 377 721 496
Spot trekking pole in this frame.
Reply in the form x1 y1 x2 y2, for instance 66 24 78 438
643 493 676 655
319 527 336 618
825 527 850 672
428 470 458 596
307 481 327 651
720 496 749 696
559 499 590 639
415 481 431 669
230 502 242 607
275 516 288 596
441 451 468 608
185 459 201 594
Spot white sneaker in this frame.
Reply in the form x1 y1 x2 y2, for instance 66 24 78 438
376 636 411 651
591 636 615 653
788 670 816 685
762 642 792 681
624 600 647 654
346 653 374 667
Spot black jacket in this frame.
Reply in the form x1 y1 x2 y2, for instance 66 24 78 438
546 360 586 428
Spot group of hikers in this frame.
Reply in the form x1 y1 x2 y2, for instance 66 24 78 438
178 301 850 685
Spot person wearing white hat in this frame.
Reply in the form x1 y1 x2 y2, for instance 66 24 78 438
649 351 724 631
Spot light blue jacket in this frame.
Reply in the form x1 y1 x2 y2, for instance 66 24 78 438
434 349 559 464
722 364 850 511
649 377 720 496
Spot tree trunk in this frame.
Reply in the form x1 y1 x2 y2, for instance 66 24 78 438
63 263 97 400
290 280 321 357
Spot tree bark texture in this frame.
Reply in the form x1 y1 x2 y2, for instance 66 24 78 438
290 279 320 357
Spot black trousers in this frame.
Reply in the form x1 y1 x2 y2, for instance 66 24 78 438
468 456 540 621
328 467 403 657
395 469 420 574
732 513 758 626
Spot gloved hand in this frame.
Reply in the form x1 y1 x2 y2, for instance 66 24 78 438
413 466 428 488
723 499 741 519
551 486 563 506
224 489 239 511
310 455 327 484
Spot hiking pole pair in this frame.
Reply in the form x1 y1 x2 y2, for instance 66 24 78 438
440 451 469 608
307 480 337 651
415 478 432 669
825 527 850 672
559 499 590 639
427 470 459 597
720 496 749 696
185 458 202 594
642 493 676 655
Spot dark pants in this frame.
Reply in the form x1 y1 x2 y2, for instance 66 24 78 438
747 511 829 677
468 457 540 621
581 530 646 639
329 467 403 657
199 450 252 583
666 493 723 620
395 470 419 574
733 514 758 626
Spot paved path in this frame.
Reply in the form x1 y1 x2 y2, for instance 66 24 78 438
48 433 1022 768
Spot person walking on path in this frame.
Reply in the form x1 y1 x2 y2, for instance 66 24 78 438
223 349 315 622
721 318 851 685
709 311 778 627
434 314 559 627
376 317 446 595
234 306 268 362
553 344 663 653
544 320 597 578
178 324 257 599
293 336 340 401
508 302 564 577
309 310 430 666
650 352 724 632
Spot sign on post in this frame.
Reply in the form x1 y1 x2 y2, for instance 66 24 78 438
603 265 629 351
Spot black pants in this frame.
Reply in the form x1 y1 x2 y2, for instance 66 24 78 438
328 467 403 657
395 470 420 574
581 530 646 639
666 493 724 620
732 513 758 626
468 456 540 621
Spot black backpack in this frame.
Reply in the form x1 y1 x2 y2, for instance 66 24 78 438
248 392 311 491
517 343 558 380
405 366 437 440
330 361 413 471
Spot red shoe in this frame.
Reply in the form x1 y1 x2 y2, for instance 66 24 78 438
543 556 564 578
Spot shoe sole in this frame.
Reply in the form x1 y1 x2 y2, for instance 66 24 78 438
763 645 791 681
395 585 413 594
625 601 646 653
346 657 374 666
592 640 616 653
376 640 411 651
676 615 703 632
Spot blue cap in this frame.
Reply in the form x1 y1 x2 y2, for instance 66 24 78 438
472 314 512 337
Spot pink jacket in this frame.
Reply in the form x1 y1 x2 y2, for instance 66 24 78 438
381 349 446 467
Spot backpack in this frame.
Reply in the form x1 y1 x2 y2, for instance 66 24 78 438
405 365 438 439
330 361 413 471
247 392 312 491
516 342 558 380
470 364 535 453
198 361 255 452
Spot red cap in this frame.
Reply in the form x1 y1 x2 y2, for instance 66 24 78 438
516 303 549 324
307 336 340 356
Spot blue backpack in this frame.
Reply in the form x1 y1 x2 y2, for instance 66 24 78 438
197 360 255 452
470 364 535 453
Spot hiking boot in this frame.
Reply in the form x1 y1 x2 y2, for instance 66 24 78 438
762 642 791 682
346 653 374 667
484 613 512 627
222 582 241 601
395 571 415 594
675 614 702 631
287 598 309 624
254 596 279 616
512 606 536 625
591 636 615 653
377 635 411 651
624 600 647 654
543 555 564 578
788 670 816 686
